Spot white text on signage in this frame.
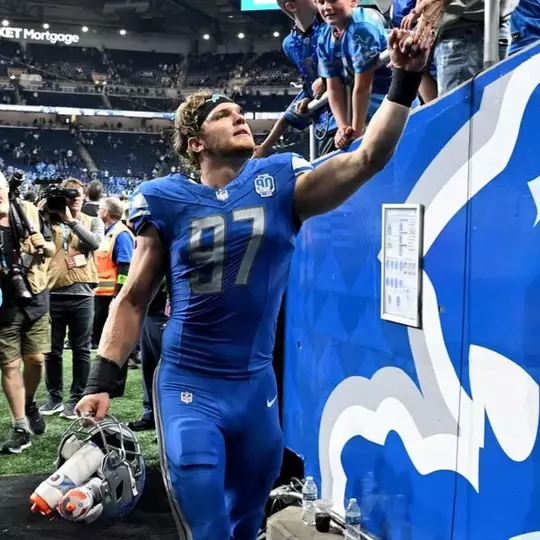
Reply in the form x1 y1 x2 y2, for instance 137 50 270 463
0 28 80 45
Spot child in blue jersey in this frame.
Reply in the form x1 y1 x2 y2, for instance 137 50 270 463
75 30 431 540
509 0 540 54
317 0 392 149
255 0 338 158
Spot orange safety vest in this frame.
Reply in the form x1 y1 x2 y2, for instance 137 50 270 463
95 221 133 296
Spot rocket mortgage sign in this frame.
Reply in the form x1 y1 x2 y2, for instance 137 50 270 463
0 27 80 45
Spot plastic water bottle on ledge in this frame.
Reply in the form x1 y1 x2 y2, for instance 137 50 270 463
302 476 318 525
344 498 362 539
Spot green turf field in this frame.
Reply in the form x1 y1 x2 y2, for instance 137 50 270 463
0 351 160 476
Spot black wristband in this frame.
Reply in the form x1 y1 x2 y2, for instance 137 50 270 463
84 355 124 398
387 68 424 108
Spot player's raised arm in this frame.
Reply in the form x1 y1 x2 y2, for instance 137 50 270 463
293 29 428 221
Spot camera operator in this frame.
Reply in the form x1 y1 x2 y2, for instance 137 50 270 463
0 172 55 455
39 178 104 420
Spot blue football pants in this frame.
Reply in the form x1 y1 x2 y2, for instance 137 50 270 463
154 360 284 540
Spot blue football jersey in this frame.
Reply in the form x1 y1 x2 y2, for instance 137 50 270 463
282 22 321 93
317 6 391 96
391 0 416 27
282 16 337 137
129 153 313 378
510 0 540 53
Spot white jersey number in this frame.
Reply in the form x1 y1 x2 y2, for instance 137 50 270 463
188 206 266 294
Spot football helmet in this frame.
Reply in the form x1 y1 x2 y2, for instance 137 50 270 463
56 414 146 521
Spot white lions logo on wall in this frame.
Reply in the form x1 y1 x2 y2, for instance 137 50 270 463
254 174 275 198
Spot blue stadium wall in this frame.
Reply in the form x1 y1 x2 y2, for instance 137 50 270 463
283 43 540 540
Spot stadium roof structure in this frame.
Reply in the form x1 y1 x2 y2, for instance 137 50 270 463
0 0 290 40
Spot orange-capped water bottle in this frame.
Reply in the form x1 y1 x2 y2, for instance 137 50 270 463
30 442 105 516
57 477 104 524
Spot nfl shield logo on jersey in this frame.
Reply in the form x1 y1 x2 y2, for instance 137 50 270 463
254 174 275 198
216 188 229 201
180 391 193 404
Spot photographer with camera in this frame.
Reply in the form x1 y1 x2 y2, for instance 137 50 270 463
0 172 55 455
38 178 104 420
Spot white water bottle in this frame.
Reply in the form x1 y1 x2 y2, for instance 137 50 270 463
58 476 104 524
30 442 105 516
59 434 84 461
345 498 362 539
302 476 318 525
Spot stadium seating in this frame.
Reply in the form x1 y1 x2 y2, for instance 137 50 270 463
80 131 172 178
235 92 292 112
0 86 16 105
185 52 252 88
2 31 296 90
108 95 176 112
103 48 184 87
4 41 295 111
0 42 307 192
20 90 106 109
0 39 25 77
246 51 298 87
0 126 83 180
26 43 106 82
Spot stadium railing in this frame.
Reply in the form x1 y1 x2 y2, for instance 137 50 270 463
305 49 389 162
306 1 501 162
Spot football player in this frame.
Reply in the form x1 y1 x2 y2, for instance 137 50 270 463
76 29 428 540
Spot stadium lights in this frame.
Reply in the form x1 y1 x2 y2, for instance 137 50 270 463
2 20 9 27
273 31 280 37
203 33 210 40
82 26 89 32
119 29 127 36
43 23 50 29
237 32 245 39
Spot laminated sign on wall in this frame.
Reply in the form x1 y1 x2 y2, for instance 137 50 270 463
380 204 424 327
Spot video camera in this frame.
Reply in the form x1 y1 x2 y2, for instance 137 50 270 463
42 184 80 214
7 171 24 201
1 172 33 303
8 265 32 303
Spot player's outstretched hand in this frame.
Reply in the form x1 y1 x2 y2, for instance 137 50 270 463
75 392 110 422
388 29 429 73
401 0 444 51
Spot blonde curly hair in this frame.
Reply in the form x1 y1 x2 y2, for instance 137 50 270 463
172 90 214 172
